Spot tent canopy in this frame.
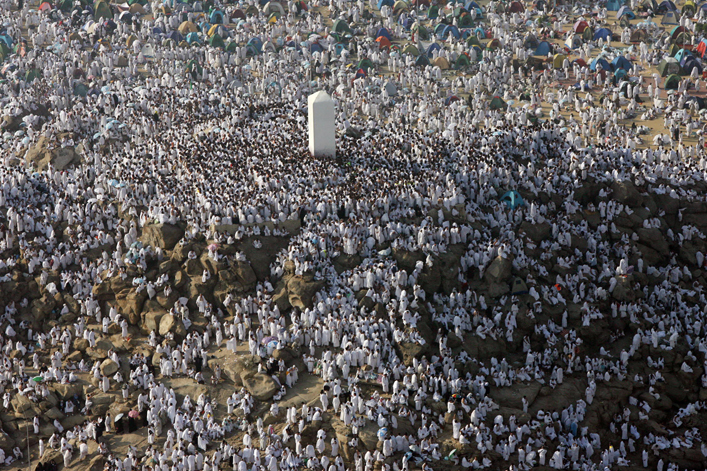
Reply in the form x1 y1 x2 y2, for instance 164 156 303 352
500 190 524 208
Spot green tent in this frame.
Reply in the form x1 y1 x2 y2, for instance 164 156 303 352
358 58 374 70
0 42 10 58
434 23 446 36
427 4 439 18
657 57 682 76
401 44 419 56
58 0 72 11
208 33 225 49
94 0 113 20
668 44 680 57
415 55 430 67
412 24 430 40
459 14 473 28
467 36 481 47
225 41 238 52
665 74 681 90
332 19 351 34
455 53 470 69
490 95 507 110
582 27 594 41
25 69 41 82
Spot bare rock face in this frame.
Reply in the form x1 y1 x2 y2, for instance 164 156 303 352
26 135 81 171
287 276 325 310
242 373 279 401
100 359 119 376
141 224 185 250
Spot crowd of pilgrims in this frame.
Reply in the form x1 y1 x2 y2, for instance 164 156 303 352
2 0 707 469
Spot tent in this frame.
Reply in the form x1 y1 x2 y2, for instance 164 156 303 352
263 2 285 17
681 55 702 74
185 59 203 79
433 56 450 69
247 37 263 54
507 1 524 12
25 69 41 82
412 24 431 40
684 96 705 109
657 57 681 76
73 83 88 97
524 33 539 49
500 190 524 208
94 0 113 20
427 4 439 18
670 25 687 40
487 38 501 49
467 35 481 47
674 48 691 62
141 43 155 59
661 11 678 24
674 32 692 46
565 35 581 49
573 58 587 67
178 21 198 34
455 53 471 68
664 73 680 89
458 13 473 28
38 1 52 12
208 33 225 48
613 69 628 83
441 25 460 39
186 32 201 44
0 34 13 49
393 0 409 13
593 28 612 41
573 20 588 33
630 29 648 42
232 9 246 19
332 19 351 34
415 54 430 67
582 27 594 41
511 278 528 295
658 0 677 12
590 57 612 71
376 36 392 49
376 28 393 41
606 0 623 11
401 44 419 55
445 95 460 106
617 6 635 19
552 54 566 69
426 42 442 57
209 9 224 24
225 41 238 52
490 95 507 110
534 40 551 56
377 0 394 9
358 57 374 70
682 0 696 16
611 55 632 71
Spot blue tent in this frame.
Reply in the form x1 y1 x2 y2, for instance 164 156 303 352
165 31 183 42
606 0 623 11
247 37 263 53
442 25 460 39
473 26 486 38
658 0 677 12
534 40 551 56
426 42 442 57
617 6 635 19
209 10 224 24
593 28 612 41
377 0 394 9
152 27 164 36
681 55 703 75
399 17 414 30
186 32 202 44
500 191 524 209
611 55 632 71
590 57 612 71
0 34 12 49
674 48 692 62
415 54 430 67
309 42 323 53
614 69 628 83
465 1 481 10
376 27 393 41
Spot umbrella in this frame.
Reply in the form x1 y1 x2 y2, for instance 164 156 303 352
32 376 43 382
128 410 139 418
114 413 124 422
261 336 276 345
207 243 219 251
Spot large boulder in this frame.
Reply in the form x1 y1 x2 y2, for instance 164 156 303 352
611 180 643 207
159 314 186 338
26 135 81 171
142 307 166 334
99 359 119 376
242 373 279 401
287 276 325 310
141 224 185 250
233 261 257 290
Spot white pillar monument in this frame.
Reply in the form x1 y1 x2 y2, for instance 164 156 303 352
308 91 336 157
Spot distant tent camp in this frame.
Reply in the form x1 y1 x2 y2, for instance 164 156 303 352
500 190 524 208
657 56 682 76
490 95 507 111
664 73 680 89
534 40 551 56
